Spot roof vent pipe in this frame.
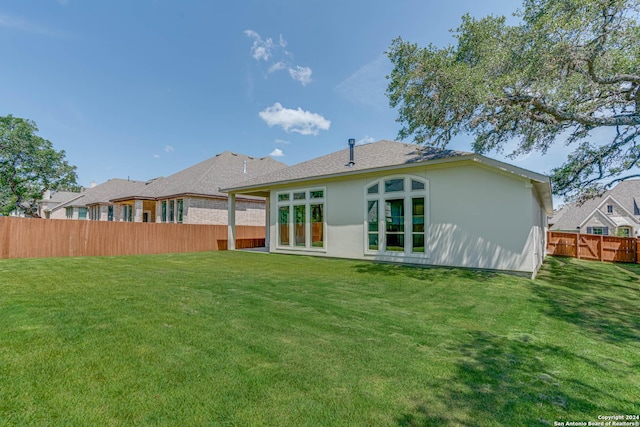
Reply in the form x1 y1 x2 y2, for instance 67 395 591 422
243 160 247 174
348 138 356 167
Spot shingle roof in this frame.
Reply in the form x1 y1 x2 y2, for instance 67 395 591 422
59 179 150 208
224 140 470 191
550 179 640 230
47 191 82 204
116 152 287 200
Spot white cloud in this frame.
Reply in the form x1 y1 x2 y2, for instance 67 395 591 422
259 103 330 136
278 34 287 48
269 148 284 157
153 154 160 159
357 136 376 145
245 30 313 86
164 145 174 152
244 29 275 61
268 61 287 74
275 138 290 145
288 66 312 86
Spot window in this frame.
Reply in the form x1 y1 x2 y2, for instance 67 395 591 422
278 206 290 246
411 179 425 191
607 205 613 214
277 188 325 250
385 199 405 251
586 226 608 235
385 178 404 193
177 199 184 223
90 206 102 221
366 176 428 255
161 199 183 223
311 203 324 247
108 206 114 221
617 226 631 237
294 205 306 246
78 208 87 220
65 207 73 219
367 200 379 250
123 205 134 222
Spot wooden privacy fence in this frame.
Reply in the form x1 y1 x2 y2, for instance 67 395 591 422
0 217 265 259
547 231 640 263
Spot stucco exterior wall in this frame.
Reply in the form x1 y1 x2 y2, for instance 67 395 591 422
268 163 542 274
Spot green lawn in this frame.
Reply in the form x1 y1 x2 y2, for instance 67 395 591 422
0 252 638 426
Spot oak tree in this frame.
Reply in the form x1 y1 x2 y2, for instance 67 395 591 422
0 115 78 216
386 0 640 200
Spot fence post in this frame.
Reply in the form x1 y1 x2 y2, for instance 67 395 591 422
599 234 604 261
575 232 580 259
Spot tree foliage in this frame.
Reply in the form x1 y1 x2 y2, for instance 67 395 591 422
0 115 78 216
386 0 640 201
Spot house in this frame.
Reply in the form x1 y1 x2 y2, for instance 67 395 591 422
223 140 553 277
550 180 640 236
38 190 84 219
109 152 287 225
45 179 150 220
82 179 151 221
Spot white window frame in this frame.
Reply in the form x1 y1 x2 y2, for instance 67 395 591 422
364 175 430 258
276 187 326 251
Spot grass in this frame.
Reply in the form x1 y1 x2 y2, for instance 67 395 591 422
0 252 638 426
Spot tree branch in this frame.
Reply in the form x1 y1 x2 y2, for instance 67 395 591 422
505 93 640 126
586 58 640 84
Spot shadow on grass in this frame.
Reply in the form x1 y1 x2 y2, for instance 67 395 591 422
532 257 640 344
352 262 499 283
396 331 628 426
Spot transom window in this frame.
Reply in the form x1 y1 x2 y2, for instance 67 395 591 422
277 188 325 250
365 176 428 255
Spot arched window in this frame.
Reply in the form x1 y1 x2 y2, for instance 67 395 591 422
365 176 429 255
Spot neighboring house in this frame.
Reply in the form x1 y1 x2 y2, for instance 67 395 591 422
49 179 150 220
83 179 151 221
224 140 553 277
38 190 84 219
550 180 640 236
109 151 287 225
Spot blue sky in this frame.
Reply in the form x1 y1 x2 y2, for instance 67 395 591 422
0 0 569 190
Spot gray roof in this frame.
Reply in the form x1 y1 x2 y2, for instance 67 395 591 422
58 179 150 208
112 151 288 201
47 191 82 204
551 179 640 230
225 138 550 187
224 140 470 190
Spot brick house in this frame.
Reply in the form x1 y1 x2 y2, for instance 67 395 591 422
109 151 287 225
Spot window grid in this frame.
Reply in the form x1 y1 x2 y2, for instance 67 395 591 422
276 188 325 250
366 176 428 255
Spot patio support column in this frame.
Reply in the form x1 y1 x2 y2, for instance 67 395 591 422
264 195 270 249
227 193 236 250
